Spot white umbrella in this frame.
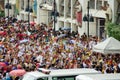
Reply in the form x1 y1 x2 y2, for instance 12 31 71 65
19 39 29 44
92 37 120 54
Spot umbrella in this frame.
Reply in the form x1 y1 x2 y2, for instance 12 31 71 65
9 69 26 77
0 62 7 67
0 31 4 35
0 62 7 70
19 39 29 44
57 34 66 38
30 21 36 26
0 31 6 35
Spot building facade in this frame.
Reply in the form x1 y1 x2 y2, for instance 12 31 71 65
4 0 118 38
37 0 112 38
5 0 37 22
4 0 16 17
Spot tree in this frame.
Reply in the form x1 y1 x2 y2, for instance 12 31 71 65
106 22 120 41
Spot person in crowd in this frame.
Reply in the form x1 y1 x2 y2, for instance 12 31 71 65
0 16 120 79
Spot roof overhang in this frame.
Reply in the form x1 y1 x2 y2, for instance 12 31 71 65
9 0 16 5
89 9 107 18
39 3 53 11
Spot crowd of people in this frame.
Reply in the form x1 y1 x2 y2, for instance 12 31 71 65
0 16 120 79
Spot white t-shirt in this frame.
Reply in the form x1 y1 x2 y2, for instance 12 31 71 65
36 55 43 64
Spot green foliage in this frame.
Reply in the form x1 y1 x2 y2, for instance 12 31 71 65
106 22 120 41
0 11 5 17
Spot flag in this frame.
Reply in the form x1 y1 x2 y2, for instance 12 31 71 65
15 0 19 14
33 0 37 16
76 12 82 26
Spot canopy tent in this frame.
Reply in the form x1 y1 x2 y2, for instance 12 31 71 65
92 37 120 54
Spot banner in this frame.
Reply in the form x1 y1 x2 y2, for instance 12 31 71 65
76 12 82 27
15 0 19 14
33 0 37 16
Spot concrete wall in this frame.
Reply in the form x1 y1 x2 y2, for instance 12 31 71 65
5 0 117 38
108 0 118 22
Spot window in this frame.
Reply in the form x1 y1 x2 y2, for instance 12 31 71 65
89 0 108 10
89 0 95 9
67 0 71 17
96 0 102 10
21 0 24 10
100 19 105 26
104 1 108 6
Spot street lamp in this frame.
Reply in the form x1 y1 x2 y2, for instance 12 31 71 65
51 0 59 36
83 0 94 38
5 0 12 25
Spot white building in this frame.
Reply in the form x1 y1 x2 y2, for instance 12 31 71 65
5 0 37 22
4 0 119 38
37 0 119 38
4 0 16 17
55 0 107 38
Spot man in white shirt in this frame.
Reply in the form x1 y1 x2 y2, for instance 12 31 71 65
36 52 43 65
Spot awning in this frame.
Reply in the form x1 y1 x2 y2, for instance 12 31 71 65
20 11 28 15
40 3 53 11
20 11 25 14
89 9 106 18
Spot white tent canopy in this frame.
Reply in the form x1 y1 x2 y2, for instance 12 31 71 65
92 37 120 54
